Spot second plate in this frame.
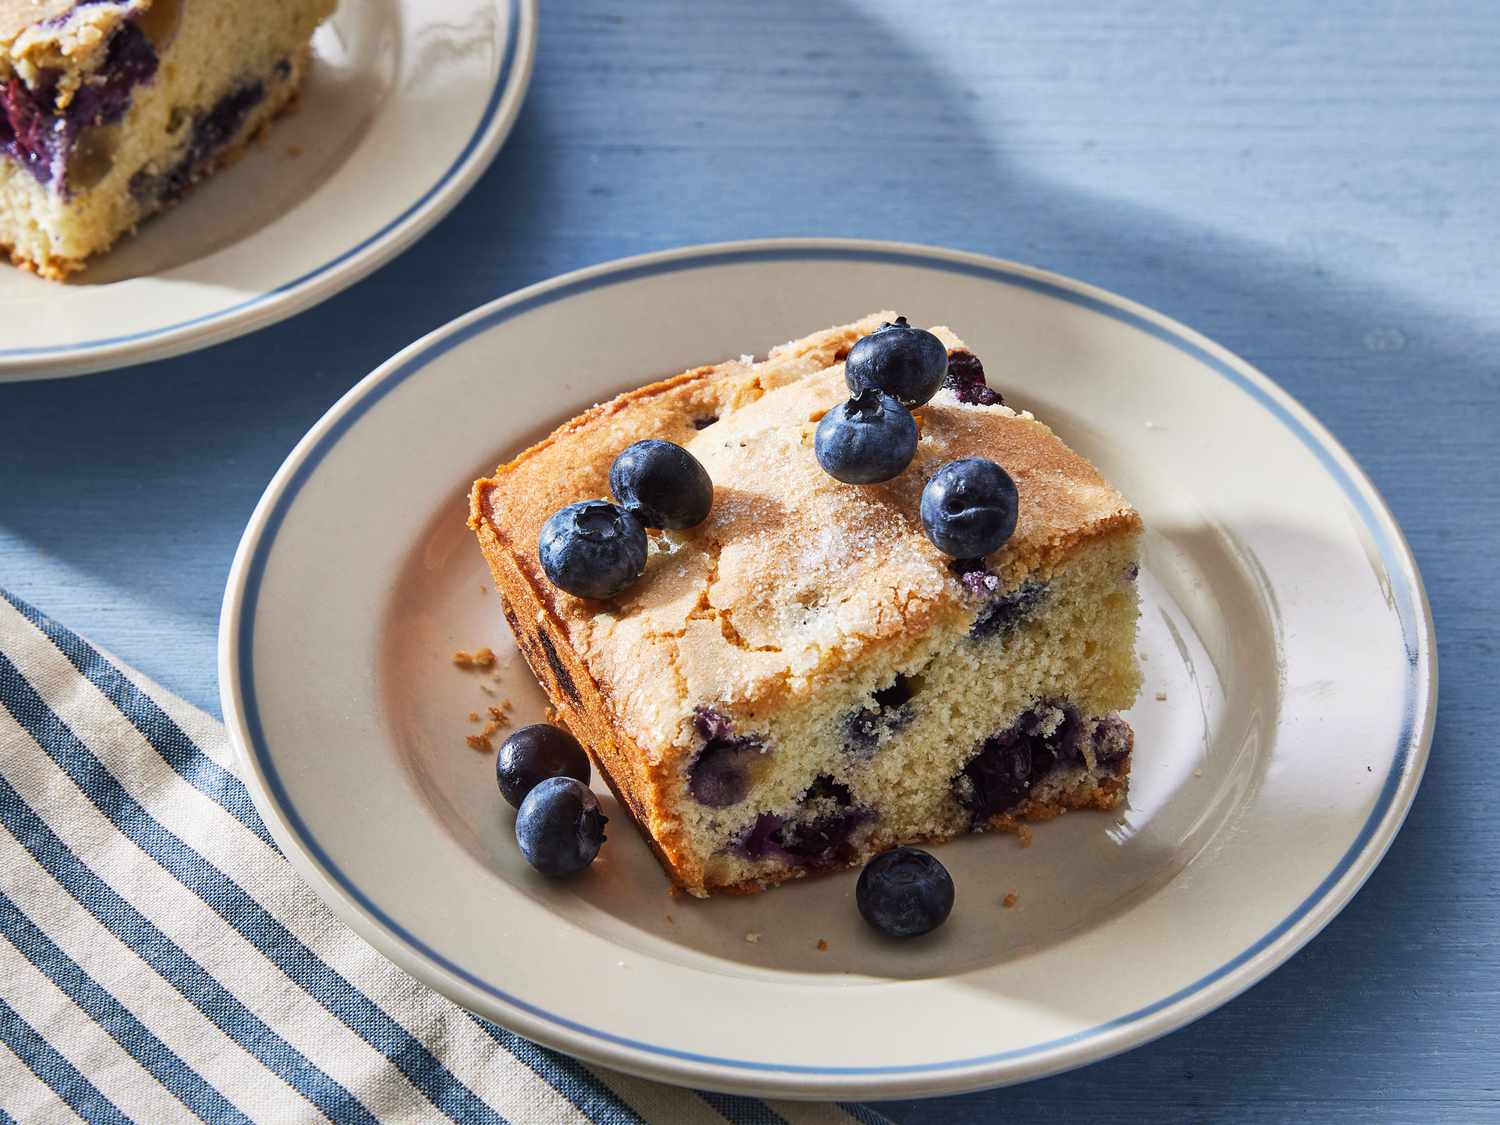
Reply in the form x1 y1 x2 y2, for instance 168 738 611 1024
0 0 535 382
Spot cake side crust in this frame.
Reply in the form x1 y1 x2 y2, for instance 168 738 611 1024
471 516 703 889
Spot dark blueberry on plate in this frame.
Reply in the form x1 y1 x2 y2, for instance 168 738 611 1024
609 439 714 529
814 388 918 484
857 847 955 937
515 776 608 877
496 723 591 808
538 500 648 599
921 458 1019 558
844 316 949 408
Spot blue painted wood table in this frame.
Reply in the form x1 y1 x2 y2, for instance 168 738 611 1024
2 2 1496 1119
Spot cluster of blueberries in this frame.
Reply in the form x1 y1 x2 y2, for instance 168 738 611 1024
538 437 714 599
497 715 955 936
512 318 1024 936
496 723 606 877
536 317 1021 605
820 317 1020 560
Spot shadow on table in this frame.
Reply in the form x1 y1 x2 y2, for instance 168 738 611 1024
0 0 1489 1118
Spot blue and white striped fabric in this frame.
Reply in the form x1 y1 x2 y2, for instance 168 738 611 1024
0 590 888 1125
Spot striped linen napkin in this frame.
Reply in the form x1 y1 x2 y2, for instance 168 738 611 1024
0 590 889 1125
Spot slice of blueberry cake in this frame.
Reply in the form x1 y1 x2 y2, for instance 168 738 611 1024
470 313 1142 897
0 0 335 278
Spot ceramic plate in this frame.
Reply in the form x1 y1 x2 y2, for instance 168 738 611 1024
0 0 535 383
220 240 1435 1100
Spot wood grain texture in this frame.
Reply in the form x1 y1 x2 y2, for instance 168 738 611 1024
1 1 1496 1118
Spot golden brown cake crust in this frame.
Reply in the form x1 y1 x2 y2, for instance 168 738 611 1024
470 314 1141 893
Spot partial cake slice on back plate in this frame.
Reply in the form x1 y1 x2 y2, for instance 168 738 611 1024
471 313 1143 897
1 0 335 278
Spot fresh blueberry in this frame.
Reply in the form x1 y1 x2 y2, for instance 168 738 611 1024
609 439 714 529
496 724 591 808
856 847 955 937
920 459 1019 558
814 389 919 484
844 317 949 407
515 776 608 877
538 500 648 599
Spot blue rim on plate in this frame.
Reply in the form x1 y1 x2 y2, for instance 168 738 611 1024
0 0 532 371
223 240 1435 1084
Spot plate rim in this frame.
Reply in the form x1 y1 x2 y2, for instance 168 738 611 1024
219 237 1437 1099
0 0 537 383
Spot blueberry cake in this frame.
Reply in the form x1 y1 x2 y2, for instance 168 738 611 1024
470 313 1142 897
0 0 335 278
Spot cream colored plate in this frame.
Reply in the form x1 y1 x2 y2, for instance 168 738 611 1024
220 240 1436 1100
0 0 535 382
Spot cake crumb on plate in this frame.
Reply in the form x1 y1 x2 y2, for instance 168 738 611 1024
476 702 513 740
452 647 496 669
744 932 761 944
1002 892 1019 908
1155 691 1168 701
816 939 829 952
465 734 494 753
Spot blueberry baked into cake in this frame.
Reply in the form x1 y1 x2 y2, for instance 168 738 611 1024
470 312 1142 897
1 0 335 278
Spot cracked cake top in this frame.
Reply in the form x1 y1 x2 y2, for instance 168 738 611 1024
470 312 1139 756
